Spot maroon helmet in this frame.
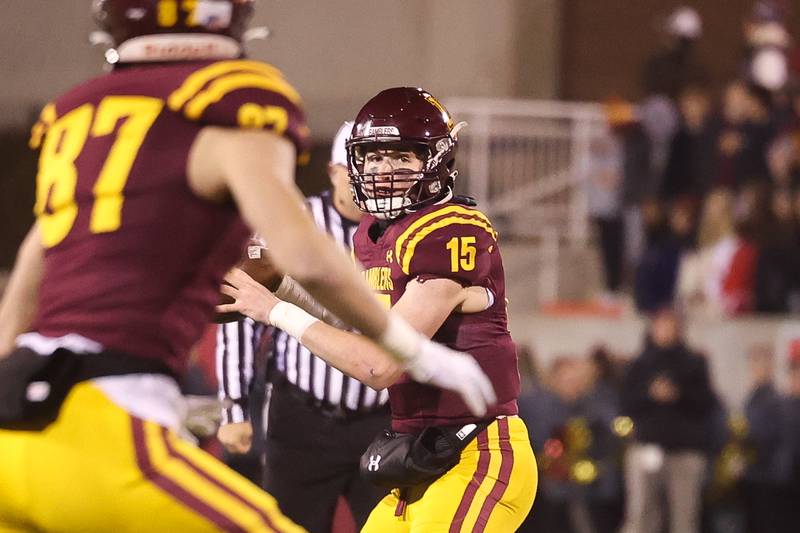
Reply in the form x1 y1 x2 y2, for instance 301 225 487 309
92 0 255 63
346 87 466 220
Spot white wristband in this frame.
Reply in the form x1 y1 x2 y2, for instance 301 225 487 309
268 301 320 340
378 314 422 364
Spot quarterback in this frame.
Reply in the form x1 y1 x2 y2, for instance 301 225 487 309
0 2 494 531
221 88 537 532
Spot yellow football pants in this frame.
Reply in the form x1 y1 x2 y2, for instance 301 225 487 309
0 381 304 533
361 415 537 533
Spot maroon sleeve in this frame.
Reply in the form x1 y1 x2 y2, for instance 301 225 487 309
167 60 310 157
400 217 498 287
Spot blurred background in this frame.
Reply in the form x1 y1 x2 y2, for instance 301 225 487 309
3 1 800 532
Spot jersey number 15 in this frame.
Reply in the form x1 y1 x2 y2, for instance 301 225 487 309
34 96 163 248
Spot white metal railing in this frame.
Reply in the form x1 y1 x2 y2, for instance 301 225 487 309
445 98 609 301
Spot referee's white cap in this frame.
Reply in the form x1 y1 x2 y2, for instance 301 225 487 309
330 121 353 167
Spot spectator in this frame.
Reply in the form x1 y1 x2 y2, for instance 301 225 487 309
741 345 792 533
639 7 707 206
663 84 717 200
586 104 627 299
742 0 792 92
634 199 696 312
784 346 800 527
641 6 706 100
519 356 620 533
584 348 625 533
677 189 738 317
767 129 800 190
617 103 653 271
519 356 591 533
517 343 542 394
754 186 800 311
712 81 775 190
619 308 716 533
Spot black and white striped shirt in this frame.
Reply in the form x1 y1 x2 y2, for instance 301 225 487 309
216 190 389 424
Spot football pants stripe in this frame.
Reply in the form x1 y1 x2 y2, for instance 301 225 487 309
181 73 302 120
168 59 285 111
448 426 491 533
399 216 496 274
394 205 495 271
164 428 303 533
133 417 296 532
457 422 503 532
130 417 244 532
473 417 514 532
160 427 284 532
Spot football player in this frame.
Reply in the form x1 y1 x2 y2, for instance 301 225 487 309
0 1 494 530
219 88 537 532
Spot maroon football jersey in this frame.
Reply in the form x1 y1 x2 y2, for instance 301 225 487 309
28 59 309 375
352 202 520 433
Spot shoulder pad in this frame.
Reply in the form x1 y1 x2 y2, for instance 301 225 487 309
167 60 309 154
394 204 496 276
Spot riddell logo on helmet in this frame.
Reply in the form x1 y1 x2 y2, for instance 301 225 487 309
144 42 219 59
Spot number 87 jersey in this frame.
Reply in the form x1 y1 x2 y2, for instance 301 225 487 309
28 59 309 374
352 200 521 434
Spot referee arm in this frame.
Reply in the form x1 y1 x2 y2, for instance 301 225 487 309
215 318 257 453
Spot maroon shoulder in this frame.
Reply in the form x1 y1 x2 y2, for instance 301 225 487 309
165 59 310 157
393 204 498 286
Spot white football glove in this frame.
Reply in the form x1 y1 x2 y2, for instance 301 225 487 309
380 315 497 417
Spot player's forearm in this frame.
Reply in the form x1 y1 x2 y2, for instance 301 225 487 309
284 229 389 338
248 192 389 339
211 128 390 340
298 320 403 390
0 225 43 355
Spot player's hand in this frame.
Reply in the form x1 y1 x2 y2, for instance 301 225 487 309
406 337 497 417
217 421 253 454
217 268 280 324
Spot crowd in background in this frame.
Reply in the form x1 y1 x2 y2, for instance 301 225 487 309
517 309 800 533
588 0 800 318
572 3 800 532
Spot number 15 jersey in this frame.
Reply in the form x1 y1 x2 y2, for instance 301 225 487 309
28 59 309 375
352 201 520 434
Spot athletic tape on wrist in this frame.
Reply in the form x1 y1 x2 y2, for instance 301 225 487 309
268 301 319 340
275 276 347 328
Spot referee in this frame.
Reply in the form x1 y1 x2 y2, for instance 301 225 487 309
216 122 390 533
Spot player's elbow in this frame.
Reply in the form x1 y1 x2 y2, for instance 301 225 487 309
360 359 403 390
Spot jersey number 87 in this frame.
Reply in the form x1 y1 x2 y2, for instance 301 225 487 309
33 96 163 248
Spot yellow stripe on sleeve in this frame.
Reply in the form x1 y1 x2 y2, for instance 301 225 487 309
182 72 302 120
399 216 496 275
394 205 495 267
168 59 286 112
